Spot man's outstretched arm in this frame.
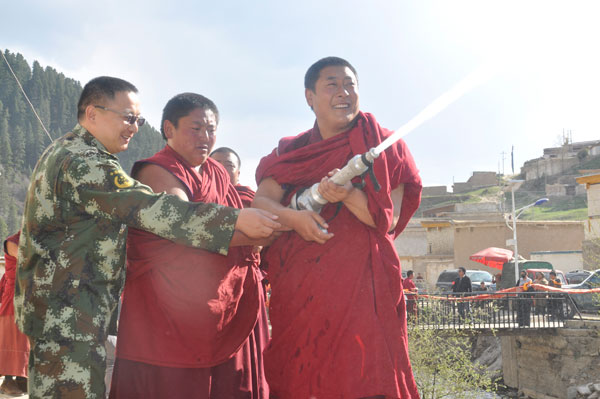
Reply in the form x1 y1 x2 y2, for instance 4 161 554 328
135 163 281 246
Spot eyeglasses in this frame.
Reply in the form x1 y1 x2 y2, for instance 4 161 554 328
94 105 146 127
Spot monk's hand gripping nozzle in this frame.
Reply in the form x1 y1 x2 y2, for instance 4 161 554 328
289 148 381 233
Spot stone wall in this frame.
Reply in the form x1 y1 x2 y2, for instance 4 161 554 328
422 259 454 289
394 223 429 257
394 221 455 257
422 186 448 196
545 184 587 197
452 172 498 194
397 256 453 290
582 239 600 270
453 182 473 194
582 181 600 269
546 184 568 196
522 156 580 181
454 220 584 274
455 202 501 213
468 171 498 186
425 226 454 255
502 320 600 399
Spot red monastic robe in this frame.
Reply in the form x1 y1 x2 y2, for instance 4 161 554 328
111 145 268 398
256 112 422 399
235 185 256 208
0 232 29 377
403 278 418 318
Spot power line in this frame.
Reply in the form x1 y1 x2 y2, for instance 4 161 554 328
1 49 53 142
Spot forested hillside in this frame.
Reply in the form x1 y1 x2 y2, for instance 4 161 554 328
0 49 164 243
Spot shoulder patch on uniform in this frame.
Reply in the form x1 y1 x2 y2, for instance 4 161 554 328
110 169 134 189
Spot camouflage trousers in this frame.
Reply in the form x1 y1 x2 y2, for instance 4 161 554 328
28 338 107 399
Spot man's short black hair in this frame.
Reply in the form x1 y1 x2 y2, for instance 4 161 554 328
210 147 241 168
304 56 358 92
406 270 414 278
77 76 138 121
549 271 557 276
161 93 219 140
458 267 466 274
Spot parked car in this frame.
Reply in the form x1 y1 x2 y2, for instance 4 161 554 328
469 270 494 291
435 269 493 292
565 270 592 285
563 269 600 314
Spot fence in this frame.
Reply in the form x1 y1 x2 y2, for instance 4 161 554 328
406 292 580 330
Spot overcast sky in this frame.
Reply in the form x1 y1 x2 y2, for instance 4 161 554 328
3 0 600 189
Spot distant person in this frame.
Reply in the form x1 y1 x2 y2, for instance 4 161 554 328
110 93 273 399
403 270 418 320
474 281 489 313
547 271 563 320
211 147 256 207
534 272 548 285
15 77 280 398
533 272 549 315
0 232 28 395
452 267 472 321
548 271 561 288
517 270 532 287
516 271 533 326
211 147 265 290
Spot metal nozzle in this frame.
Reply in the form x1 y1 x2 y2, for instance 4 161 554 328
290 147 380 213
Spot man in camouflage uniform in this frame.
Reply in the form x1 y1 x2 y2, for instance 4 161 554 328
14 76 280 399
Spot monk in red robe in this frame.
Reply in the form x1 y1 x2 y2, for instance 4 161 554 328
109 93 272 399
0 232 29 395
253 57 422 398
403 270 419 320
211 146 256 207
235 185 256 207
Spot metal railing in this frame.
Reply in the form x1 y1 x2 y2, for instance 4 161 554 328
406 291 580 330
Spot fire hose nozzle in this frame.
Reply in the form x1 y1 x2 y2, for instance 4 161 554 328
290 148 380 214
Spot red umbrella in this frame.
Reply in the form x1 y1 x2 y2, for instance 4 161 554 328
469 247 513 270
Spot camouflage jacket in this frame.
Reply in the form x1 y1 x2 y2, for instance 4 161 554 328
15 124 239 342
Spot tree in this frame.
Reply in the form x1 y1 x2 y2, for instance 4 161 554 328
0 170 8 216
6 198 20 234
0 48 166 233
0 217 8 246
26 61 51 128
578 148 589 161
11 125 26 170
0 103 12 168
117 124 165 173
408 310 498 398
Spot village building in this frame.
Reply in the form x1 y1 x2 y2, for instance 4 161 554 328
575 172 600 270
395 218 584 289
